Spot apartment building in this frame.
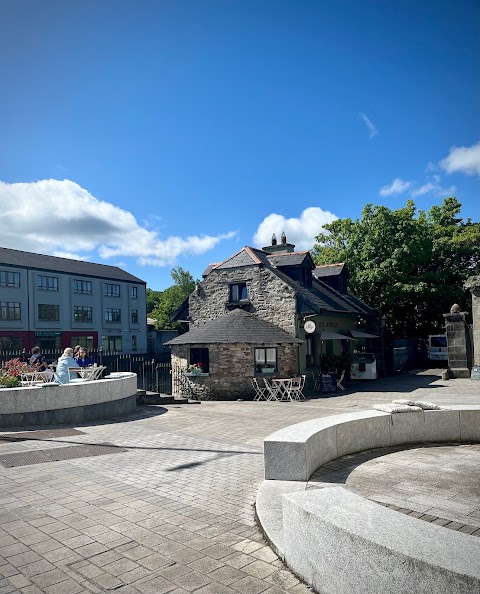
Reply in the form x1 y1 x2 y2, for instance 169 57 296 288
0 247 147 353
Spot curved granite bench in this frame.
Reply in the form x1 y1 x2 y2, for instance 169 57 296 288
0 374 138 428
257 406 480 594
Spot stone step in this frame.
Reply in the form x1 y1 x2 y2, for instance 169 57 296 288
136 392 194 405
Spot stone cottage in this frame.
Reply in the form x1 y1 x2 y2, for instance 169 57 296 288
166 234 382 400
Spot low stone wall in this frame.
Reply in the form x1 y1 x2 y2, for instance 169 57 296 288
0 374 138 428
283 487 480 594
258 407 480 594
264 406 480 481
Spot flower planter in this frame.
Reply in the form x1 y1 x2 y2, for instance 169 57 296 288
261 367 275 374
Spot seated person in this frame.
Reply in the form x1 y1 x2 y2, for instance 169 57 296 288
29 346 47 371
29 346 54 381
75 347 94 367
54 348 80 384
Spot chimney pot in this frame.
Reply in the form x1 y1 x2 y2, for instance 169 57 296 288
271 234 277 245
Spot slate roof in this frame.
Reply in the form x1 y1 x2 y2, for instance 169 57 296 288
269 267 376 317
268 251 314 268
0 246 145 284
164 308 303 345
202 262 222 277
313 263 345 278
212 246 270 270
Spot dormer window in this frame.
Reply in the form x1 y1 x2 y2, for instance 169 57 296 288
229 282 248 303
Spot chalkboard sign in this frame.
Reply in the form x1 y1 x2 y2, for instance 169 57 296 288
320 373 337 393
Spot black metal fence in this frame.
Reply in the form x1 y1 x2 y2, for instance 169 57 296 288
0 350 172 394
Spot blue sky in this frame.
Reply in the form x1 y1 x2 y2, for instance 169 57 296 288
1 0 479 290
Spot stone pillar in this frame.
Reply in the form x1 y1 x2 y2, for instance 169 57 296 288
464 275 480 380
366 314 386 378
443 305 470 378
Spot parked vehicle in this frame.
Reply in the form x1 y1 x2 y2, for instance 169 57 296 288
428 334 448 362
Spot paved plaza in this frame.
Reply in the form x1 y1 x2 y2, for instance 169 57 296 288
0 371 479 594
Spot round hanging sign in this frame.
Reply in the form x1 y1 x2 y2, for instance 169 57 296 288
304 320 316 333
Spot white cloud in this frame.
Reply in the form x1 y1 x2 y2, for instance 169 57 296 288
439 141 480 176
360 113 378 139
379 178 411 196
252 207 338 251
52 251 90 261
411 180 456 198
0 179 237 267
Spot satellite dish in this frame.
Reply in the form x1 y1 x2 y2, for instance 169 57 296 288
304 320 316 333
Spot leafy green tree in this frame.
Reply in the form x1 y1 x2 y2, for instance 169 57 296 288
150 266 196 330
146 288 162 314
311 198 480 337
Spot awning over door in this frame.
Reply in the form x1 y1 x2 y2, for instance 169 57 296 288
349 330 379 339
319 331 356 341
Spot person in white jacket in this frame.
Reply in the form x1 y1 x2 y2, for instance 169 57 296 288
54 348 79 384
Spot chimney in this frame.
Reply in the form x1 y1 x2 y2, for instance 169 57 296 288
262 231 295 254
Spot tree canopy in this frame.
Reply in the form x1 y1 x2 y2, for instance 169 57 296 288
311 197 480 338
146 288 162 314
149 266 196 330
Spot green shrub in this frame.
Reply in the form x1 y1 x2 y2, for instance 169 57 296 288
0 375 21 388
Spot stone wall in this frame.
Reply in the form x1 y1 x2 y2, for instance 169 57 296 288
0 374 138 428
171 342 298 400
189 267 297 335
465 276 480 379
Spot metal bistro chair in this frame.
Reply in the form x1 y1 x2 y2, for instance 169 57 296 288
251 377 268 401
336 369 346 391
263 377 280 402
289 375 306 401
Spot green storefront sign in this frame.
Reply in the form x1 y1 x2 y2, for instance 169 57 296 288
34 332 61 337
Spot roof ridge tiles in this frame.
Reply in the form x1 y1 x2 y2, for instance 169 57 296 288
268 250 309 257
212 246 266 270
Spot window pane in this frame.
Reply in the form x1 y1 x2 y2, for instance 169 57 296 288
266 348 276 365
255 349 266 365
38 304 59 321
0 302 21 320
105 284 120 297
190 347 209 372
1 271 20 287
230 283 247 302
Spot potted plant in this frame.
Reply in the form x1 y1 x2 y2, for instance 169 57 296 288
187 363 204 375
261 363 275 374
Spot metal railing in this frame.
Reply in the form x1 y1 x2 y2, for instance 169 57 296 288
0 350 172 394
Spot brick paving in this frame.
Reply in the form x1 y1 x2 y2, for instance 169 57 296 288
308 443 480 535
0 370 478 594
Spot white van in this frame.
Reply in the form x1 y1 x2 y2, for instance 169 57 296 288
428 334 448 361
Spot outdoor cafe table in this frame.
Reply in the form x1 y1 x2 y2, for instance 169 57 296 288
68 366 105 381
270 378 294 402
